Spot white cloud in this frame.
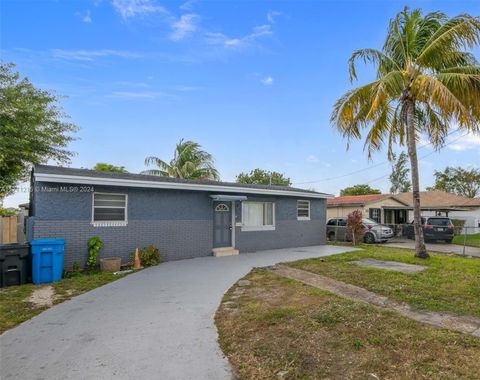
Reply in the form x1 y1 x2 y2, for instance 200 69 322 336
447 131 480 151
251 25 273 38
172 85 201 92
180 0 198 11
111 0 166 20
170 13 198 41
51 49 142 61
267 10 281 24
261 76 274 85
204 24 272 48
417 136 431 148
306 155 319 163
81 10 92 23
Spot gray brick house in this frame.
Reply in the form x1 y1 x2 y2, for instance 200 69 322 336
28 165 331 267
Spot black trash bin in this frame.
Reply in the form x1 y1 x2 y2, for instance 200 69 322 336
0 244 30 287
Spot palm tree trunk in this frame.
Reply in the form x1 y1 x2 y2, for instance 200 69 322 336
405 99 429 258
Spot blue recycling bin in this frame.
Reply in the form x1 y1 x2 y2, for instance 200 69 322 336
30 239 65 284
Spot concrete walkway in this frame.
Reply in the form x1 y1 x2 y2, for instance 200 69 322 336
0 245 354 380
269 265 480 337
380 239 480 257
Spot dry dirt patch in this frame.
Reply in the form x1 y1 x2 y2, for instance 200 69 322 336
27 285 57 307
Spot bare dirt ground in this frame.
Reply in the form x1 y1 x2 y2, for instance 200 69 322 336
27 285 57 307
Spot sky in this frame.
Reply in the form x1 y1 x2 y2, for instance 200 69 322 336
1 0 479 207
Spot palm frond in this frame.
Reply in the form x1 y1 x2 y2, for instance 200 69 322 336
417 14 480 66
348 48 401 81
144 139 220 180
331 81 381 143
363 104 392 158
144 156 173 174
141 169 169 176
414 74 475 128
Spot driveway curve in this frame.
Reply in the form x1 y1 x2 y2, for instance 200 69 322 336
0 245 355 380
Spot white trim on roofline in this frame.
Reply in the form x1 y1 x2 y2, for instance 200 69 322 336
34 173 332 199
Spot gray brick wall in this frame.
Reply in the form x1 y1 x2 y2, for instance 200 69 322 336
235 198 326 252
30 182 327 267
31 219 213 268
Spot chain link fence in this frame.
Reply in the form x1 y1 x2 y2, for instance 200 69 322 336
454 226 480 255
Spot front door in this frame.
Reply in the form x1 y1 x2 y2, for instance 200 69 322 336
213 202 232 247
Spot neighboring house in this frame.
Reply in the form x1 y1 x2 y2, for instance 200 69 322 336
28 165 331 267
327 191 480 229
327 194 410 225
395 191 480 228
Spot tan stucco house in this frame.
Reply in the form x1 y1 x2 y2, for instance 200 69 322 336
327 194 409 224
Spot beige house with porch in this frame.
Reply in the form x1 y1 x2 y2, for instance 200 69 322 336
327 194 409 225
327 191 480 229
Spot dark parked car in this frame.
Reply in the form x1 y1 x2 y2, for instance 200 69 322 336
326 217 394 243
403 216 454 243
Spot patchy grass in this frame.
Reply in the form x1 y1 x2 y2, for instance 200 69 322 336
216 269 480 380
287 246 480 317
0 271 124 334
453 233 480 248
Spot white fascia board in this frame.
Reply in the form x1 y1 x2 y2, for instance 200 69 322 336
34 173 332 199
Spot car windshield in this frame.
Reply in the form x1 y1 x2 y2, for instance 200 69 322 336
362 218 378 225
427 218 451 226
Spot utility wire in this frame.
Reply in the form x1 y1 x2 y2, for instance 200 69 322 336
361 131 471 185
292 129 463 185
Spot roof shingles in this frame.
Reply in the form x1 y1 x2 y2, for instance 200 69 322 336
328 190 480 208
34 165 331 197
327 193 392 206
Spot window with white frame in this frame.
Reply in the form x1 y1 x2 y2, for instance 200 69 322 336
92 193 127 225
242 202 275 230
297 200 310 220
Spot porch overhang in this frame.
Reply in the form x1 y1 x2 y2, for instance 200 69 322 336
209 194 248 201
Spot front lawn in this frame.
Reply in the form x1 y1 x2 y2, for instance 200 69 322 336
453 233 480 248
0 271 125 334
216 269 480 379
288 246 480 317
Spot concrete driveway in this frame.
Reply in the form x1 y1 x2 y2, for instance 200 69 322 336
0 245 354 380
380 239 480 258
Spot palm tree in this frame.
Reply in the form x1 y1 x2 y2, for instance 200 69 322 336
331 8 480 258
143 139 220 180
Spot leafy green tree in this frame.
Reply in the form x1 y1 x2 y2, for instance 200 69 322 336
427 166 480 198
0 62 78 202
93 163 128 173
389 152 411 193
236 169 291 186
331 8 480 258
340 184 381 196
143 139 219 180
